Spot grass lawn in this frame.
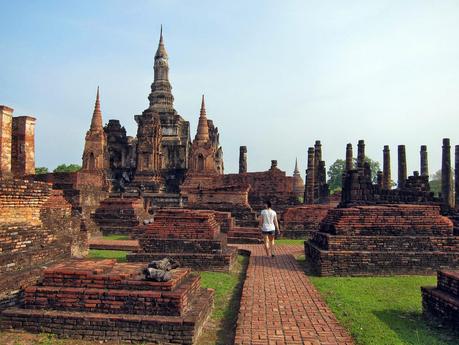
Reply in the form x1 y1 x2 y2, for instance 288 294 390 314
101 234 130 240
276 238 304 245
0 251 248 345
87 249 128 262
297 256 459 345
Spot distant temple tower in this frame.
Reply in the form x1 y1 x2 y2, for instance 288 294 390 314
82 87 108 172
292 158 304 199
137 26 191 192
188 95 223 175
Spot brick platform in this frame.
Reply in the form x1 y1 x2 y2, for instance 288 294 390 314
92 197 149 236
127 209 237 271
227 226 262 244
0 259 213 344
282 204 334 239
422 270 459 329
234 244 354 345
307 204 459 276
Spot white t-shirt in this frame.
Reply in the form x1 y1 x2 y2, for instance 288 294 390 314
260 209 277 232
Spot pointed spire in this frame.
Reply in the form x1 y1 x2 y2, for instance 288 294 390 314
90 86 103 130
195 94 209 142
155 25 168 59
294 157 299 174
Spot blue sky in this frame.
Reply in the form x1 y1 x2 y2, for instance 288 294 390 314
1 1 459 178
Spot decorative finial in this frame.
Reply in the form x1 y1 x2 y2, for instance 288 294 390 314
201 94 205 113
294 157 299 173
160 24 163 42
90 86 102 130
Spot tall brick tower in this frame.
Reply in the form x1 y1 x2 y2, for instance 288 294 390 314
136 26 191 192
82 87 108 172
0 106 13 178
12 116 36 177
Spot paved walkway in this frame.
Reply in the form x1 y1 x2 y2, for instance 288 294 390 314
234 244 354 345
89 238 139 251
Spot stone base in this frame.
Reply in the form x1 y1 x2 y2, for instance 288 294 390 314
227 227 262 244
307 240 459 276
422 271 459 330
128 247 238 272
1 289 213 344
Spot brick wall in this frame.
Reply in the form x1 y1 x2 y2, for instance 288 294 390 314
0 178 84 308
282 204 335 238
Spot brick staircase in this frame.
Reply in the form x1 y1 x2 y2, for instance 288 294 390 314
422 270 459 329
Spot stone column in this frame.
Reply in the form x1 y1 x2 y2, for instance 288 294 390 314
420 145 428 177
442 138 454 208
314 141 322 199
12 116 36 177
345 143 353 171
383 145 391 190
397 145 407 189
239 146 247 173
455 145 459 208
304 147 315 204
0 105 14 178
377 171 383 189
357 140 365 169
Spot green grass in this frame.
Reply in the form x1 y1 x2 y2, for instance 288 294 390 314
298 255 459 345
276 239 304 245
197 255 249 344
101 234 130 240
88 249 128 262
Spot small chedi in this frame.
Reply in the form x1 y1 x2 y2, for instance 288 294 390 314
421 270 459 330
92 197 149 235
127 208 238 271
307 139 459 276
1 259 213 344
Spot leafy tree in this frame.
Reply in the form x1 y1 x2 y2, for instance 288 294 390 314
327 159 346 193
35 167 49 175
53 164 81 173
327 157 381 193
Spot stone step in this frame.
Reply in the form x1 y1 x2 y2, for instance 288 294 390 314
227 237 263 244
127 247 238 272
25 272 200 316
437 270 459 298
422 286 459 328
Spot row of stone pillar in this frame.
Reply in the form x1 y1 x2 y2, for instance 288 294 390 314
345 139 459 209
304 140 327 204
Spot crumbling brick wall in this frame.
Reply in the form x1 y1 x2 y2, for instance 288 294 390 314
282 204 335 238
0 179 84 309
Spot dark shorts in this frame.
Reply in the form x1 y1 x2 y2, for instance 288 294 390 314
262 231 275 237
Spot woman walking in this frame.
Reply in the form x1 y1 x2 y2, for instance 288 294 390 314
259 200 280 257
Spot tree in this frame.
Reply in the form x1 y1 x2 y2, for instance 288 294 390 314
53 164 81 173
35 167 49 175
327 159 346 193
327 157 381 193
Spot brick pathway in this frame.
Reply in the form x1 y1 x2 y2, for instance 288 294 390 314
234 244 354 345
89 238 139 251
